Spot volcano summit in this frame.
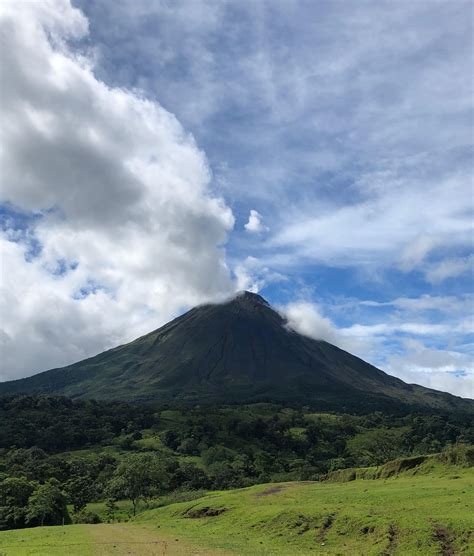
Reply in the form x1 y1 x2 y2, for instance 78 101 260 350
0 292 471 412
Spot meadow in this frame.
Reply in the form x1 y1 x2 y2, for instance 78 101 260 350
1 454 472 555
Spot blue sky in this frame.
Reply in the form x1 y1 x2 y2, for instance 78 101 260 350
0 0 472 397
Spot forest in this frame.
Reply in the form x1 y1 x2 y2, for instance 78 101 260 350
1 395 472 531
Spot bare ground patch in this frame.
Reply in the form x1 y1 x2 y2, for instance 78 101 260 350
432 522 455 556
255 486 286 497
183 506 228 519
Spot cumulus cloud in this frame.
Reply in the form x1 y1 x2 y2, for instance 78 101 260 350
234 256 285 293
282 301 371 356
0 0 235 380
244 210 268 234
284 302 340 344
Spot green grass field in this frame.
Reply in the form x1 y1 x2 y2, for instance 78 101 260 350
136 463 473 555
1 458 472 555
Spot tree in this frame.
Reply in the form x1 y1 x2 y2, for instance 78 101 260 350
105 498 118 522
26 479 70 527
0 476 36 530
65 475 96 513
170 463 210 491
347 428 407 465
201 446 234 467
176 437 200 455
162 430 179 451
207 461 236 489
106 454 167 515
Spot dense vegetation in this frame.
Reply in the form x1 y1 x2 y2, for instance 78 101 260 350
1 395 472 531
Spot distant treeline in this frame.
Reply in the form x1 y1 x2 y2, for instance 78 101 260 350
0 395 472 530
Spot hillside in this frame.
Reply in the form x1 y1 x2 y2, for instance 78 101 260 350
0 292 472 413
135 452 473 555
1 450 472 555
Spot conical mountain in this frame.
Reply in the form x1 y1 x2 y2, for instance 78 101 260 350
0 291 471 412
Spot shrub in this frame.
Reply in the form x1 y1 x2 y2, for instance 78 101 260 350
72 509 102 524
437 444 474 467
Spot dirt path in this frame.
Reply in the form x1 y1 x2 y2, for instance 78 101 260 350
84 524 230 555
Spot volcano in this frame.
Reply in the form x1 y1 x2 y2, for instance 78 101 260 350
0 291 471 412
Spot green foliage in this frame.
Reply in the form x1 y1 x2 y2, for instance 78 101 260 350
0 394 472 532
71 509 101 524
135 464 474 555
0 476 36 530
1 462 473 555
0 395 154 452
169 463 210 491
176 437 200 455
347 427 408 465
65 476 96 513
201 446 234 467
438 443 474 467
149 489 208 509
106 453 168 515
104 498 118 522
25 479 70 527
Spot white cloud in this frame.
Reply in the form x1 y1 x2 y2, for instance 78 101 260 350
234 256 285 293
360 294 472 313
234 259 263 293
244 209 269 234
284 302 340 344
282 301 371 356
74 0 473 283
0 0 236 380
399 235 439 271
342 322 451 338
271 172 472 273
385 339 474 399
425 255 473 284
281 299 473 398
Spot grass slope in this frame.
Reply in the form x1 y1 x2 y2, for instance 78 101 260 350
135 461 473 555
1 455 472 555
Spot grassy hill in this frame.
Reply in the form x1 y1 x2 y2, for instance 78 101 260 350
1 449 472 555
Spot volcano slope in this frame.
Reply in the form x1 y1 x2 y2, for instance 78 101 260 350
0 291 472 413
